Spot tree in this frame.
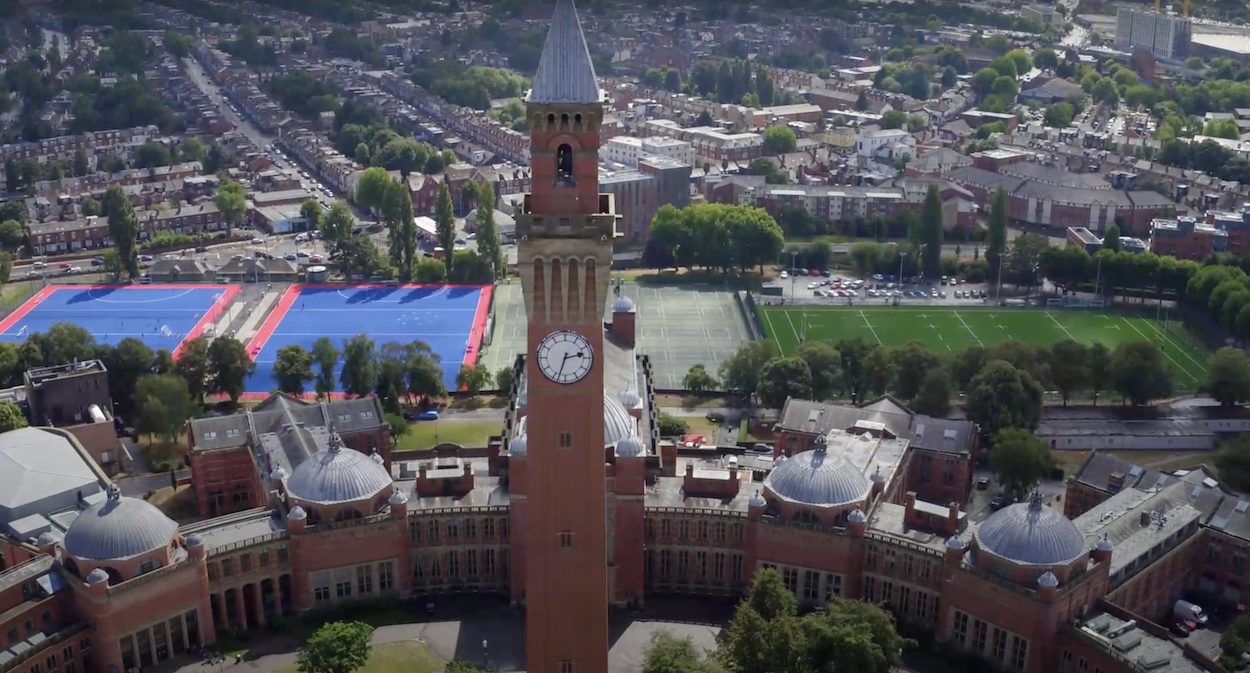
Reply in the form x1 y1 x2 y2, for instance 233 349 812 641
175 337 212 402
104 338 155 419
473 181 503 279
103 185 139 279
1043 102 1074 128
456 364 491 394
320 200 356 254
986 187 1008 280
719 341 777 402
296 621 373 673
273 344 315 396
37 323 96 365
100 249 124 282
989 428 1054 499
208 337 254 406
966 360 1044 438
658 412 689 437
0 219 24 249
880 109 907 130
381 178 415 276
1202 347 1250 407
72 148 89 177
355 166 391 213
300 198 322 232
1102 223 1121 252
891 340 942 402
135 141 172 169
919 185 943 279
135 374 194 444
495 366 515 394
1049 340 1090 406
214 180 247 237
1087 342 1111 406
1110 341 1173 406
312 337 339 399
414 257 447 282
756 356 813 408
340 334 378 398
1215 435 1250 493
794 341 841 400
0 400 26 432
683 364 719 394
762 124 797 155
912 367 952 417
435 181 456 274
642 632 723 673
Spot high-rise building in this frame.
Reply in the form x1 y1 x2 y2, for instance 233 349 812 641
514 1 619 672
1114 7 1191 60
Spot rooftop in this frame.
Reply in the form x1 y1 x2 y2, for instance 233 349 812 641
1069 610 1207 673
0 428 102 528
527 0 601 104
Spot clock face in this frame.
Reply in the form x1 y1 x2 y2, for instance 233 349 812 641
536 330 594 385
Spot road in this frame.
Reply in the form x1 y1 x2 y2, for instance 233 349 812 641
117 469 191 497
183 56 273 151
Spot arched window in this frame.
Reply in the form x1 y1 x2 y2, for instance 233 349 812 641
556 144 575 186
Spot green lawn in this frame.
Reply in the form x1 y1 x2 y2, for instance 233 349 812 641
273 642 441 673
758 306 1210 390
394 420 501 452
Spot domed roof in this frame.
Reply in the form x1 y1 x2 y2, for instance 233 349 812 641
612 295 636 313
85 568 109 585
1097 534 1114 551
288 505 307 520
270 466 287 481
848 508 867 524
749 490 766 508
509 433 527 457
36 531 55 547
974 492 1086 566
603 393 636 446
947 535 966 551
764 446 871 507
286 434 392 505
63 484 178 561
1038 571 1059 588
388 490 408 506
186 533 204 548
615 434 645 457
617 388 641 408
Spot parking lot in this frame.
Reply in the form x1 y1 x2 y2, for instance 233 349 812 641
766 270 995 307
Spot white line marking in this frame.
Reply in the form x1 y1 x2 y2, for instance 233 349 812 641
857 310 883 345
1137 317 1207 373
782 310 802 351
1045 311 1077 341
954 311 984 346
1120 316 1197 383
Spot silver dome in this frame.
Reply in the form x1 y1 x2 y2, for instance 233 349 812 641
63 485 178 561
286 437 392 505
270 466 287 481
1038 571 1060 588
848 508 867 524
612 295 636 313
186 533 204 548
86 568 109 585
617 387 641 408
603 393 636 446
764 448 871 507
974 492 1086 566
749 490 766 508
615 434 645 457
947 535 966 550
1097 534 1114 551
288 505 307 520
36 531 55 546
389 490 408 506
509 433 528 457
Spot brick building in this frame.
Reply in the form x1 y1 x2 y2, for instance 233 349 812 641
1150 216 1228 260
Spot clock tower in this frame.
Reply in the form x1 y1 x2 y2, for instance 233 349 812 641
516 1 618 673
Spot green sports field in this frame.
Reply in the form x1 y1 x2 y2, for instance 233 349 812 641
757 306 1210 389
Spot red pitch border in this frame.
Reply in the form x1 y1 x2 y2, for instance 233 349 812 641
462 284 494 371
244 284 302 360
173 284 243 359
0 285 57 334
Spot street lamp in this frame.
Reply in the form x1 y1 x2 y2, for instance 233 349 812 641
789 250 797 303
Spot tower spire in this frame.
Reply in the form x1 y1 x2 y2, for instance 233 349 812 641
528 0 601 104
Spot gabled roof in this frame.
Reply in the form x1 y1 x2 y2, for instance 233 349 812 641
528 0 602 105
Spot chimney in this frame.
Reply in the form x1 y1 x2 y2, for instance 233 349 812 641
946 502 960 534
1108 471 1126 492
904 491 917 519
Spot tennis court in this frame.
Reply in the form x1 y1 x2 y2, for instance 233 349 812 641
480 282 752 389
758 305 1210 388
245 284 492 393
0 284 240 357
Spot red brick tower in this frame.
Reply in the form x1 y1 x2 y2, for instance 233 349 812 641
516 2 619 673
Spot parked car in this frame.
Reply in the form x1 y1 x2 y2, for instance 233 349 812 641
706 411 725 423
89 257 104 267
284 253 297 261
989 493 1011 511
251 237 264 245
417 410 440 421
976 477 990 490
196 245 209 253
309 254 324 263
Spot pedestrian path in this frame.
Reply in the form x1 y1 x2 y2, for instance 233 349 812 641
232 291 280 342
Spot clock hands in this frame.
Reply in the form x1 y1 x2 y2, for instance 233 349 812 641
555 351 585 381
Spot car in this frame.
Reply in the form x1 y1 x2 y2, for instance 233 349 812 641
89 257 104 266
820 269 831 277
309 254 324 263
1170 621 1192 637
779 271 789 279
976 477 990 490
750 443 771 453
297 251 310 258
417 410 440 421
989 493 1011 511
930 289 938 298
872 274 884 281
455 238 467 245
706 411 726 424
251 237 264 245
939 290 947 298
284 253 298 261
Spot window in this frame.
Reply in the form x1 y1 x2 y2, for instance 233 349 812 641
413 557 425 580
864 576 876 601
465 518 477 540
782 567 798 594
226 428 240 438
824 574 842 601
678 520 689 540
1011 636 1028 670
240 554 251 572
660 519 671 539
499 517 509 541
920 560 932 580
357 566 373 595
314 585 330 602
973 620 988 653
560 660 573 673
993 629 1007 662
884 549 896 571
696 551 708 581
483 518 494 540
258 551 270 567
953 611 969 645
713 553 725 581
556 145 575 186
715 522 726 542
559 432 572 448
903 555 913 577
378 562 394 591
659 550 671 577
803 570 820 600
559 532 574 548
866 545 878 568
221 558 234 576
484 550 496 576
731 554 743 581
645 519 655 541
466 549 478 576
447 520 459 541
677 551 689 579
448 551 460 579
336 579 352 599
698 520 709 540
